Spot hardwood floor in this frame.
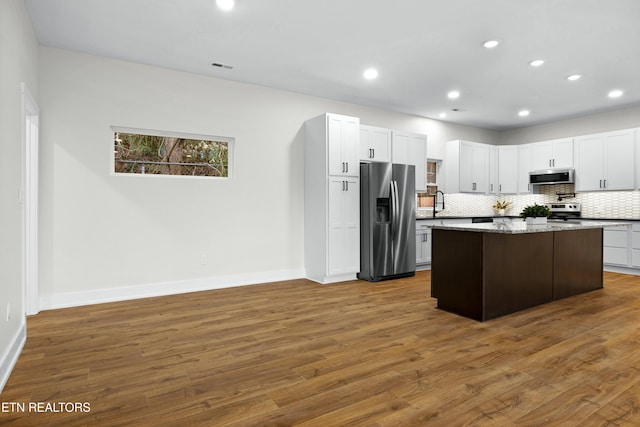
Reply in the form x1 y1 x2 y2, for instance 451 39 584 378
2 271 640 426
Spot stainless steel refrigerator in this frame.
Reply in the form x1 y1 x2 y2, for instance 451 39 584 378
359 162 416 282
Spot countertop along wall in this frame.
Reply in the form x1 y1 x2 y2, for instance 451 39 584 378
37 47 498 309
426 188 640 220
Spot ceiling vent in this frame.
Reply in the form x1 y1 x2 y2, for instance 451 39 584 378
211 62 234 70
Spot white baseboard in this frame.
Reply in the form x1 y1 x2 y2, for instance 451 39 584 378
604 265 640 276
0 320 26 394
39 268 305 311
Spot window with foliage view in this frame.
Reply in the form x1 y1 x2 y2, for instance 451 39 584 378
417 160 440 209
113 128 232 178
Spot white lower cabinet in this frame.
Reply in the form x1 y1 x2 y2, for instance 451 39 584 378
327 178 359 277
600 223 633 268
632 224 640 267
415 218 472 267
416 223 432 265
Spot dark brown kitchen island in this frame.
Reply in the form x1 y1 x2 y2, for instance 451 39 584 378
431 221 619 321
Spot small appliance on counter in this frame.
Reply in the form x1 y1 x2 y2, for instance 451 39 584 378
547 202 581 221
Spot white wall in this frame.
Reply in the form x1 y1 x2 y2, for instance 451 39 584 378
499 105 640 144
0 0 38 391
38 47 498 308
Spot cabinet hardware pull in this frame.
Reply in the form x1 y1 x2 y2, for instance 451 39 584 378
490 184 493 191
346 163 348 173
346 181 349 191
372 148 375 158
603 179 607 188
599 179 603 188
499 184 502 192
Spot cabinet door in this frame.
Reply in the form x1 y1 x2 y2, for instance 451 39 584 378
393 131 427 191
604 130 635 190
530 139 574 169
460 142 488 193
415 230 432 264
409 134 427 192
328 115 344 176
359 126 373 161
328 178 359 276
489 146 499 194
459 142 475 192
552 138 574 168
359 125 391 162
328 114 359 176
517 144 532 194
391 132 409 164
369 128 391 162
498 146 518 194
342 117 360 177
530 142 554 170
575 135 605 191
416 232 426 264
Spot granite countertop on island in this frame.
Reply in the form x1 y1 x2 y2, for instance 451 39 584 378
430 220 629 234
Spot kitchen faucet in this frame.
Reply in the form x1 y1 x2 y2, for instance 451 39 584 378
433 190 445 218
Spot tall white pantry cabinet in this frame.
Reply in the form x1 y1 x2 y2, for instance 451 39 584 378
304 113 360 284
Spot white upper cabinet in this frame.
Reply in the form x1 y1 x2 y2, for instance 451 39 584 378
392 131 427 192
445 140 489 193
461 141 488 193
360 125 391 163
530 138 574 170
489 146 498 194
327 113 359 177
575 129 636 191
497 145 519 194
517 144 532 194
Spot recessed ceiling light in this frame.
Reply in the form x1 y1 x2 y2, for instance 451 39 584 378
447 90 460 99
216 0 235 11
439 113 447 118
518 110 530 117
567 74 582 81
483 40 500 49
529 59 545 67
363 68 378 80
608 89 624 98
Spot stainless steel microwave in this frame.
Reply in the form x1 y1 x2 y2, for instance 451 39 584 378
529 168 575 185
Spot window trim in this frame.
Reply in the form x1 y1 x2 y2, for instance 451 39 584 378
417 158 442 211
110 126 234 180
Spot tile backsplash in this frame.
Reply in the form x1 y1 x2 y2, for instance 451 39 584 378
418 184 640 219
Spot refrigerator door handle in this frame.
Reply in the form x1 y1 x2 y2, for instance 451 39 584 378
391 180 399 241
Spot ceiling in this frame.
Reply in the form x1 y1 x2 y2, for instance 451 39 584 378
25 0 640 131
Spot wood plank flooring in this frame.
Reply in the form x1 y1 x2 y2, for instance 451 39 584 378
2 271 640 426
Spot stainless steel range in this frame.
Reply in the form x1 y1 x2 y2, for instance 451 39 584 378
547 202 581 221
